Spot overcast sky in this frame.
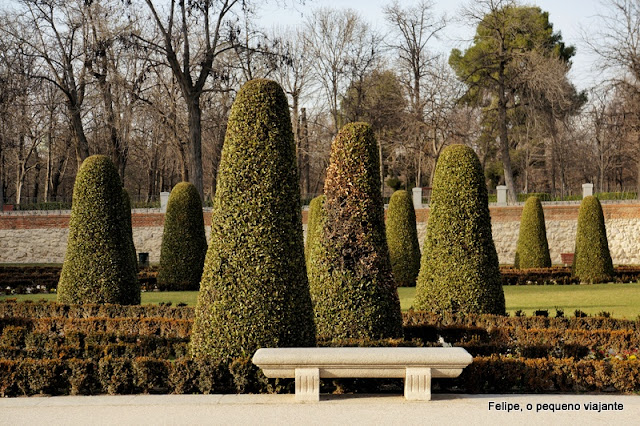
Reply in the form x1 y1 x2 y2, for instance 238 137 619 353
257 0 607 91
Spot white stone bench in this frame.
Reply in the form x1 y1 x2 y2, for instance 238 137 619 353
252 347 473 402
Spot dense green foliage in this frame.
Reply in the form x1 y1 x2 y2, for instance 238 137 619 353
514 196 551 268
308 122 403 339
305 195 326 263
573 196 614 283
386 190 421 286
191 79 315 361
158 182 207 291
57 155 139 305
415 144 505 314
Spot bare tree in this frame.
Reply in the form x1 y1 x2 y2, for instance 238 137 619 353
135 0 248 199
304 8 382 136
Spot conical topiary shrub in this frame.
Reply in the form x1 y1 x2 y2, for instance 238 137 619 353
386 190 421 287
573 195 614 283
190 79 316 361
415 144 505 314
121 188 139 303
514 196 551 268
158 182 207 291
308 122 403 339
305 195 325 263
58 155 140 304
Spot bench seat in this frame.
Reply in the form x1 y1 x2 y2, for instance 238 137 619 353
252 347 473 401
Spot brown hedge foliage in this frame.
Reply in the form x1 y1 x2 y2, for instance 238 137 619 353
309 122 403 339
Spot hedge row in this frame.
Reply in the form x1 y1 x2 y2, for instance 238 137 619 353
0 267 160 295
0 357 274 397
0 300 192 320
500 266 640 286
0 317 192 338
1 356 638 397
448 356 640 394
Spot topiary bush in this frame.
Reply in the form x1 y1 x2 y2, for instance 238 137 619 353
157 182 207 291
386 190 421 287
190 79 316 361
57 155 140 305
514 196 551 268
121 188 139 304
414 144 505 315
308 122 403 340
305 195 325 263
572 196 614 283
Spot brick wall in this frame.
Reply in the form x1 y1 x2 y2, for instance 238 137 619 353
1 203 639 265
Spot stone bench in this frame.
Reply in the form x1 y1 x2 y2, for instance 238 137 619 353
252 347 473 402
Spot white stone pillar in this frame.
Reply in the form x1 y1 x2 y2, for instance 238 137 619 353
160 192 170 212
582 183 594 198
295 368 320 402
496 185 507 205
405 367 432 401
412 187 423 209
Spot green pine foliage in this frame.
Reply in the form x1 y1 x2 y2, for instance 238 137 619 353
158 182 207 291
308 122 403 339
305 195 326 263
57 155 140 305
514 196 551 268
190 79 316 361
386 190 421 286
572 196 614 283
415 144 505 315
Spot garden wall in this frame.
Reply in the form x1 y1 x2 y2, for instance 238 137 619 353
1 203 639 265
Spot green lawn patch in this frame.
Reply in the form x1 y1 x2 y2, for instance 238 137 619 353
3 283 640 319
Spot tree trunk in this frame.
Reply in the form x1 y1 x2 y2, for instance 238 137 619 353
498 63 516 203
186 96 204 199
300 108 310 195
69 101 90 167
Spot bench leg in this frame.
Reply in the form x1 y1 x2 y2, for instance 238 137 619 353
404 368 432 401
295 368 320 402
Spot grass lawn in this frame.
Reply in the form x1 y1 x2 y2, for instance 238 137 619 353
3 283 640 319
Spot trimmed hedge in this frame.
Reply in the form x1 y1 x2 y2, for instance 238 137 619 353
1 301 639 396
308 122 403 340
415 144 505 314
386 190 421 287
573 196 614 283
57 156 139 305
305 195 326 264
191 79 316 361
514 196 551 268
157 182 207 291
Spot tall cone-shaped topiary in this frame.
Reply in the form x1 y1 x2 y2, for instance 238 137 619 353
158 182 207 291
190 79 316 361
120 188 140 303
308 122 403 339
386 190 421 287
514 196 551 268
58 155 140 304
573 195 613 283
305 195 326 263
415 144 505 314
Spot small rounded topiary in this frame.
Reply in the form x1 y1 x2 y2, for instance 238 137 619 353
58 155 140 305
386 190 421 287
190 79 316 361
305 195 326 263
415 144 505 315
514 196 551 268
308 122 403 340
572 195 614 283
157 182 207 291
